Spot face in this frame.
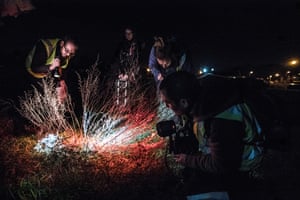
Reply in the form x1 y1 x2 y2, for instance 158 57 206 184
125 28 133 41
60 41 77 58
160 91 187 115
157 58 172 69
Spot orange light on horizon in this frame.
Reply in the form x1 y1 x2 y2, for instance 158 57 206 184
288 59 299 67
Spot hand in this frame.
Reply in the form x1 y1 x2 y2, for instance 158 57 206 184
173 154 187 165
56 80 67 103
118 73 128 81
157 73 164 81
49 58 61 71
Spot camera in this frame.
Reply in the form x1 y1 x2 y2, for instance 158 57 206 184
156 119 199 154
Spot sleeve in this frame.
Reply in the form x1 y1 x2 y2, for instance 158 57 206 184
148 46 160 82
184 118 245 174
179 52 195 75
30 40 51 74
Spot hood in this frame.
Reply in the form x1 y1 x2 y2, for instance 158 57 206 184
191 74 243 121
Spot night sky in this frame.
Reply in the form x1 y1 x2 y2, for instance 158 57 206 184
1 0 300 72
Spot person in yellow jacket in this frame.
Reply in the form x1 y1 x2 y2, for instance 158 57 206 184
25 36 78 102
159 71 265 198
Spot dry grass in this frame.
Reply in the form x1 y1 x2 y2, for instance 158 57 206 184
18 76 77 134
0 132 184 200
18 57 161 148
0 60 188 199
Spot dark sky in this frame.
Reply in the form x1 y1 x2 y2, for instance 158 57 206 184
1 0 300 72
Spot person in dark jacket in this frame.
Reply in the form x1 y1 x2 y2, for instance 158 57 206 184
159 71 264 198
110 26 143 82
148 36 194 86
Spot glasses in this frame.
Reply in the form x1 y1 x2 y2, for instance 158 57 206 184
63 45 75 57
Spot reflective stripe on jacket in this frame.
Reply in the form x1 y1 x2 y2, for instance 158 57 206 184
193 103 264 171
26 38 69 78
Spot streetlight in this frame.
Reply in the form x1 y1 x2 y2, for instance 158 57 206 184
274 73 280 77
287 59 299 67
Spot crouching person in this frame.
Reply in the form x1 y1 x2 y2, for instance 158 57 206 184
25 36 78 103
159 71 264 199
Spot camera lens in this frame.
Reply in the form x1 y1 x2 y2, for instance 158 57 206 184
156 120 176 137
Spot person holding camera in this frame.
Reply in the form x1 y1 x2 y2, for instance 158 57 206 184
159 71 264 198
25 36 78 102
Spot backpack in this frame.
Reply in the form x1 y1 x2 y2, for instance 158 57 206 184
239 78 290 151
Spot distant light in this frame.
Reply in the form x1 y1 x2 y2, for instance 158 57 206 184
286 70 291 74
275 73 280 77
249 71 254 75
211 68 215 72
203 68 208 73
288 59 299 67
198 70 203 75
290 60 298 65
146 67 151 73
